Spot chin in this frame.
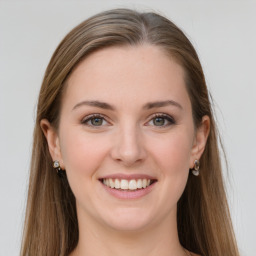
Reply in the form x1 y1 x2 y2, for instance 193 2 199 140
99 207 156 232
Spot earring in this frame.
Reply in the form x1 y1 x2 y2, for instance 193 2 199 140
191 159 200 176
53 160 66 177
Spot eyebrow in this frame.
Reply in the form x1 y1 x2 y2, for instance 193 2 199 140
72 100 183 111
143 100 183 110
72 100 115 111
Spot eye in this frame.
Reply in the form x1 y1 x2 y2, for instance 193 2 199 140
81 114 109 127
147 114 175 127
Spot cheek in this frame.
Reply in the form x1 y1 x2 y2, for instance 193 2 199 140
59 128 109 178
149 129 193 175
145 129 194 218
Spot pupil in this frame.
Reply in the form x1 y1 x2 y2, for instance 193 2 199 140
92 118 102 126
154 117 164 126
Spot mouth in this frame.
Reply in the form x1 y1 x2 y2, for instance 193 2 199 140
99 178 157 191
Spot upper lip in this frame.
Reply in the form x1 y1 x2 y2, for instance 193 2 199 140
99 173 157 181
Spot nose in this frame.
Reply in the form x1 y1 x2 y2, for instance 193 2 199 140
110 124 146 167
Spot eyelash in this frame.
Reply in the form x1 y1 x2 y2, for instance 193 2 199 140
81 114 109 127
146 113 176 128
81 113 175 128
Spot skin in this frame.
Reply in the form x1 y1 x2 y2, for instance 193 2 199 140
41 45 209 256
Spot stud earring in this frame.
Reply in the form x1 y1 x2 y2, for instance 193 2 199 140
53 160 66 177
191 159 200 176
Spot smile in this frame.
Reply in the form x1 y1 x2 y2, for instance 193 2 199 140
99 175 157 199
102 178 155 190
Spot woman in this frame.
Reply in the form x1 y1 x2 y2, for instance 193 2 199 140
20 8 240 256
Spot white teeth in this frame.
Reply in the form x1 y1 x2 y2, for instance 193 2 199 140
137 179 142 189
120 179 129 189
109 179 115 188
128 179 137 190
102 178 153 190
114 179 120 189
142 179 147 188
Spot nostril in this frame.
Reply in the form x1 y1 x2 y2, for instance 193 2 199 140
110 135 146 166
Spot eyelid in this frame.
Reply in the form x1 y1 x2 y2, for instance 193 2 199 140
80 112 175 128
145 113 176 127
81 113 111 127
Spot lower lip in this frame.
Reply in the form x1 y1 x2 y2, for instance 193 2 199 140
101 182 156 199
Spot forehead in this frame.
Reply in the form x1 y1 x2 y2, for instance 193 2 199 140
63 44 190 110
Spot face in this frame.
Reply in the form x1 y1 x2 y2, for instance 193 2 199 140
43 45 209 232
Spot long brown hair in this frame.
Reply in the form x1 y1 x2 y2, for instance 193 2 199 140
21 8 239 256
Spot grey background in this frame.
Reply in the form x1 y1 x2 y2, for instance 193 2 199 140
0 1 255 255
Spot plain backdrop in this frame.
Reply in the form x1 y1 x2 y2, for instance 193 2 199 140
0 1 255 255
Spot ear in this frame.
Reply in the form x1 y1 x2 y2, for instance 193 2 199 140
40 119 64 168
189 115 210 168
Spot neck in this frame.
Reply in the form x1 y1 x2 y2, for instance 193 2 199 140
70 208 187 256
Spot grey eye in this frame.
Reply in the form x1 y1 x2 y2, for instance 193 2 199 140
82 114 108 127
90 117 103 126
147 114 175 127
153 117 166 126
